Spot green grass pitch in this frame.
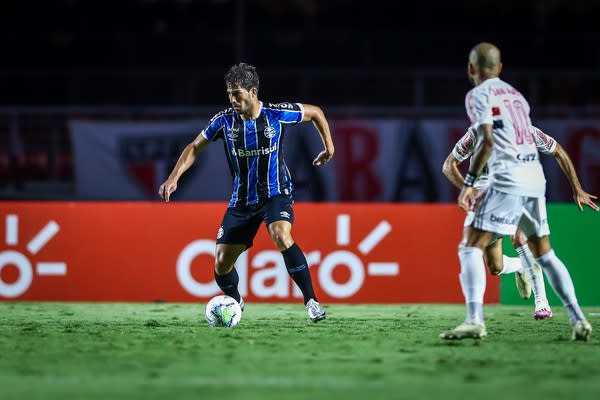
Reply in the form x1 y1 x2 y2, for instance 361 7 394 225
1 302 599 400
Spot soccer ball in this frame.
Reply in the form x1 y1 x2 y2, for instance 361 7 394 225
205 295 242 328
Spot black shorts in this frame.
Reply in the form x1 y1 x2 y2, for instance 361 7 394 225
216 195 295 248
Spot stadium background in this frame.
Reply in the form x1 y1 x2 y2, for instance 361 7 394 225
1 0 599 305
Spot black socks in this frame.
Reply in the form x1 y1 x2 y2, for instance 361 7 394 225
282 243 317 305
214 268 241 303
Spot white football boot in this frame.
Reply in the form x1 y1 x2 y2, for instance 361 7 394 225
572 320 592 341
440 322 487 340
515 270 532 300
306 299 326 322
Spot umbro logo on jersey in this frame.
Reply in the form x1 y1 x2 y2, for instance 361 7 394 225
227 131 238 141
264 126 276 138
227 127 239 141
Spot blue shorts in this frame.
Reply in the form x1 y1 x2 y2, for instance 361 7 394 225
216 195 295 248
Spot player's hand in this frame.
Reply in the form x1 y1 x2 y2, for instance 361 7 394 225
158 179 178 202
312 149 334 166
573 188 599 211
473 188 484 202
458 186 476 213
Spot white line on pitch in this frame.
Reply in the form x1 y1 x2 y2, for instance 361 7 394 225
358 221 391 255
36 262 67 276
368 262 399 276
27 221 59 254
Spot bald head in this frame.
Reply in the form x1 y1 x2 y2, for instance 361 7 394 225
469 42 502 77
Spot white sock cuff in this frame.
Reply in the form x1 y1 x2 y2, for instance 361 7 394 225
459 246 483 258
535 249 556 264
515 244 531 257
500 255 522 275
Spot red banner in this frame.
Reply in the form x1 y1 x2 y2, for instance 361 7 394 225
0 202 499 303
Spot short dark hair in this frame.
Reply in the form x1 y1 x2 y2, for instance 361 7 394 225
225 62 259 91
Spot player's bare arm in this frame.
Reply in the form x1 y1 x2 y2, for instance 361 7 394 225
442 153 464 189
458 124 493 212
552 143 599 211
158 133 210 202
301 103 335 166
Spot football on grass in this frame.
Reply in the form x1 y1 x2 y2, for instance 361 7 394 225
205 295 242 328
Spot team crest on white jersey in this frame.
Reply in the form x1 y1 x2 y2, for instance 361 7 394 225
264 126 276 139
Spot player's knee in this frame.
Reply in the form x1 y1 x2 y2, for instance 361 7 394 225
269 227 292 249
488 264 502 275
214 264 233 276
511 236 524 248
214 250 234 275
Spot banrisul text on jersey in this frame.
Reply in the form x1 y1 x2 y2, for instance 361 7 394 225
201 102 304 207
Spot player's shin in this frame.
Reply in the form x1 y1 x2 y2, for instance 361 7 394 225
214 268 242 304
458 247 486 324
282 243 316 305
516 244 548 305
535 250 584 324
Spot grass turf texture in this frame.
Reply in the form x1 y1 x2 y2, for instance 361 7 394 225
1 303 599 400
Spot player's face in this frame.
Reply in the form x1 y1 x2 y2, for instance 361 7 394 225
227 85 256 114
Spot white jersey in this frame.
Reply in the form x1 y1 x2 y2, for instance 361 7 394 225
465 77 547 197
453 124 557 190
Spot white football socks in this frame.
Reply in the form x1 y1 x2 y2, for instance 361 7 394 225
535 249 584 324
516 244 548 306
499 255 523 275
458 246 486 324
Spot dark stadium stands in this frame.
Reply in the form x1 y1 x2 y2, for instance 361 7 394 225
1 0 599 197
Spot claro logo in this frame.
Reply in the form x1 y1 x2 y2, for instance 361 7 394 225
0 215 67 298
176 214 399 299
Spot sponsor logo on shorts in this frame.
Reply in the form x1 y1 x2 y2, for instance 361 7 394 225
217 226 224 239
490 214 519 225
279 211 291 219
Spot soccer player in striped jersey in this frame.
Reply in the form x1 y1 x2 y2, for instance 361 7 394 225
159 63 334 322
440 42 597 341
443 125 598 320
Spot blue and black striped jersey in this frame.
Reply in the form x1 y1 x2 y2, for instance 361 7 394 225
201 102 304 207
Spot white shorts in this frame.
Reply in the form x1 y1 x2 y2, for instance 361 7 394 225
467 187 550 237
463 211 501 246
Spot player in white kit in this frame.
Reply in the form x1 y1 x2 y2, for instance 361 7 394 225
440 42 596 341
443 125 598 320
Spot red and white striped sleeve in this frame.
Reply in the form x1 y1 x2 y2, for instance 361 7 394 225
532 126 557 155
452 127 477 163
